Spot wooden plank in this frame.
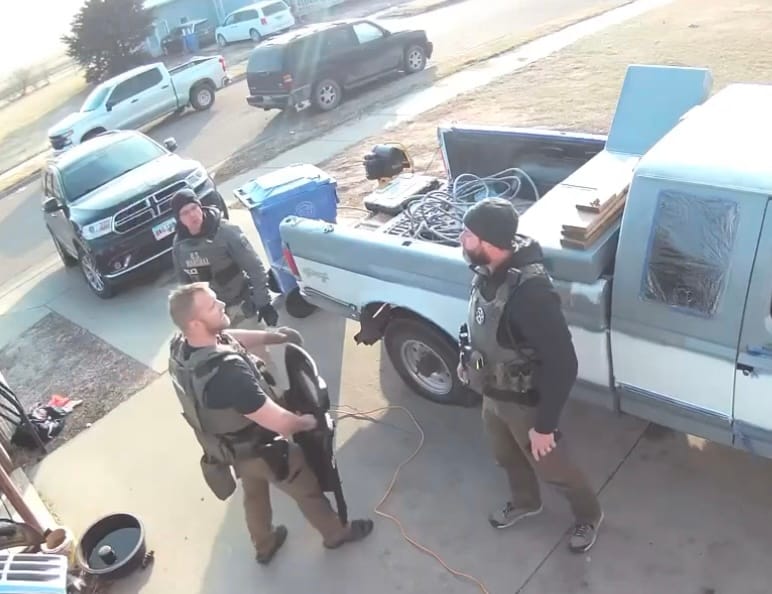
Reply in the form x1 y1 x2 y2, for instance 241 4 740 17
561 189 627 238
569 175 631 214
561 195 627 249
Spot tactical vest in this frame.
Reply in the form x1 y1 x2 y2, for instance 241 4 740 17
466 263 548 400
168 332 277 465
174 232 247 305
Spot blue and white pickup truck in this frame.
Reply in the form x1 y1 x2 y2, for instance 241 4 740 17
279 64 772 459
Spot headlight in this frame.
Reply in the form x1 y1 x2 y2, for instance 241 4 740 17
186 167 208 188
81 217 113 240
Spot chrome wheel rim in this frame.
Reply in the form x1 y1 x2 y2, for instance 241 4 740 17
318 83 337 107
197 89 212 107
408 50 424 70
81 251 105 292
400 339 452 396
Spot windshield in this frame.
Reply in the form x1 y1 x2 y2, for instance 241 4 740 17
80 85 111 112
60 136 166 201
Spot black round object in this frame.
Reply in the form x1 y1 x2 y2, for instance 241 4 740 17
285 288 317 318
77 513 147 580
363 145 407 180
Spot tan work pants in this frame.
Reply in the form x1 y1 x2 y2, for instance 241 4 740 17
481 396 601 525
233 443 349 555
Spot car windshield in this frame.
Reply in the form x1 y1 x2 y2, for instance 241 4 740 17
59 136 166 201
80 85 111 112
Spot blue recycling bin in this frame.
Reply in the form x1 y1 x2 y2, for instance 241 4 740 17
183 32 199 53
234 163 338 295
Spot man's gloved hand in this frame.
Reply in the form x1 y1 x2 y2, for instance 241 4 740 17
276 326 303 346
257 303 279 327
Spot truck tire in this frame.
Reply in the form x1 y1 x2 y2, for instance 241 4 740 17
81 128 106 143
249 28 262 43
285 288 317 318
77 246 114 299
49 230 77 267
312 78 342 112
383 317 479 407
190 83 215 111
404 45 427 74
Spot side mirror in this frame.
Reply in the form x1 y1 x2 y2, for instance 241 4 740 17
163 137 178 152
43 197 61 214
105 102 113 112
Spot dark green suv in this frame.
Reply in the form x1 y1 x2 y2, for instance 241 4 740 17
245 18 433 113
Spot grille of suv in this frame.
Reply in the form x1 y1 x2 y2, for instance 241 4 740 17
113 180 188 234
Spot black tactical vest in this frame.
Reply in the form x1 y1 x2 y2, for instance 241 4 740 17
174 232 246 305
466 263 547 399
168 332 277 464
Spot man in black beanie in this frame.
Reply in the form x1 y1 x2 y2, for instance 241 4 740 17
458 197 603 553
170 188 279 330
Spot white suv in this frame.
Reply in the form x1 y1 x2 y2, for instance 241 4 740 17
216 1 295 46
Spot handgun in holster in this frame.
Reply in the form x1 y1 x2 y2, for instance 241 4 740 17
255 436 290 481
458 323 473 368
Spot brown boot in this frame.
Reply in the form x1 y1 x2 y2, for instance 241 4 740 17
323 519 374 550
256 525 288 565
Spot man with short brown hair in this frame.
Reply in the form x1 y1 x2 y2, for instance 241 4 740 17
167 282 373 564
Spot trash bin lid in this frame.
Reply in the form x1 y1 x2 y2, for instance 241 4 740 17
234 164 335 210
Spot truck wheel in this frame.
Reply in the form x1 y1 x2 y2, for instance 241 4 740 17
312 78 342 112
49 230 77 267
217 35 227 48
190 83 215 111
77 246 114 299
404 45 427 74
285 288 317 318
249 29 262 43
81 128 106 143
383 317 478 407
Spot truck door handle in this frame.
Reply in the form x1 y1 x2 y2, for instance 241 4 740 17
737 362 756 376
161 84 169 89
130 98 139 103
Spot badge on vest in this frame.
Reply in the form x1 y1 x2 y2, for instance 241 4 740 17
474 305 485 325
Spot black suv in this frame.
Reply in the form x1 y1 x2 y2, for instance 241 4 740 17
42 130 228 298
245 19 433 112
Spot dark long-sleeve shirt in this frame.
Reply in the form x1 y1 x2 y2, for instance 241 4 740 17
485 237 578 434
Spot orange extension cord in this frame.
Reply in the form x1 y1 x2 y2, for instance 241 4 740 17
331 404 491 594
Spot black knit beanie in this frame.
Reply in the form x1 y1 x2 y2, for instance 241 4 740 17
462 197 519 249
170 189 201 219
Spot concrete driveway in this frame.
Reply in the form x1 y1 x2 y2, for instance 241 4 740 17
12 207 772 594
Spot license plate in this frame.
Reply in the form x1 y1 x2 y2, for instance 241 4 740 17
152 218 176 241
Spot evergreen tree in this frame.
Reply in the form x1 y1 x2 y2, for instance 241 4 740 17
62 0 153 83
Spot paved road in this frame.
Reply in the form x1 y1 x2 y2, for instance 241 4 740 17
0 0 624 290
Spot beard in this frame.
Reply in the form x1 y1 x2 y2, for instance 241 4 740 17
462 247 490 266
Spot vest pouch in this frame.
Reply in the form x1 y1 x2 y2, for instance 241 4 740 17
200 455 237 501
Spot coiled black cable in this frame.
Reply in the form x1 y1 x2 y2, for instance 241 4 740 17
398 167 540 244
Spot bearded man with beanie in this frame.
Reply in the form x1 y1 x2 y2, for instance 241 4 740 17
170 189 278 328
457 197 603 553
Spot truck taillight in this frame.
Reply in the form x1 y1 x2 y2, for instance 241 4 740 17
282 74 293 89
261 17 268 25
219 56 227 72
283 246 300 277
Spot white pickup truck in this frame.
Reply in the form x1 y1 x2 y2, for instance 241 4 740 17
47 56 231 152
279 64 772 461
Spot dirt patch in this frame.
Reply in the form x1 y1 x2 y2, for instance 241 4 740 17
318 0 772 209
0 312 158 467
212 0 629 184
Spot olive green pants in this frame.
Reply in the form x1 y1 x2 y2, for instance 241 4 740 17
233 443 349 555
481 396 601 525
